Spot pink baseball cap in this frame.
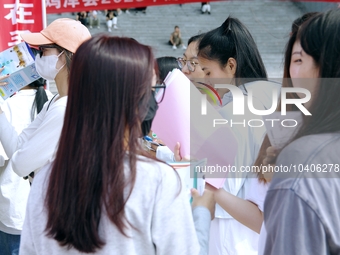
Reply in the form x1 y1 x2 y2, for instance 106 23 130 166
21 18 91 53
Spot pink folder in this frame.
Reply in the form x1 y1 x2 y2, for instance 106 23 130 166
152 69 191 158
152 69 238 188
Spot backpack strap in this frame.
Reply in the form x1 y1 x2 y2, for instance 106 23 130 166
47 94 58 111
23 93 59 183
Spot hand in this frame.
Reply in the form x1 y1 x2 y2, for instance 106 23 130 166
173 142 190 161
191 188 216 220
263 146 278 165
0 66 9 86
153 138 164 145
262 146 279 182
205 182 218 192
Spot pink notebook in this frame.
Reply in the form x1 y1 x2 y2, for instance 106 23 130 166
152 69 238 188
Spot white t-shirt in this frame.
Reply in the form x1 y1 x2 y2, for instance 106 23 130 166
211 81 279 255
215 80 280 217
244 177 269 213
19 157 200 255
258 223 267 255
245 177 269 255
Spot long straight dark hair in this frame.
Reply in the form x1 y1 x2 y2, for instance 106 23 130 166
254 32 299 182
291 9 340 140
256 11 340 180
254 12 321 182
45 35 155 252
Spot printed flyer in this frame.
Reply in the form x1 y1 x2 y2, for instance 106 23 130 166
0 42 40 100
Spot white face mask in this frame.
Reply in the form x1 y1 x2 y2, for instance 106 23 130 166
35 51 65 81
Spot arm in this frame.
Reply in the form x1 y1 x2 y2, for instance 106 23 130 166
0 96 56 158
151 168 200 255
192 207 211 255
156 146 174 162
208 184 263 233
191 188 215 255
264 188 327 255
0 104 48 158
155 142 190 162
10 99 66 177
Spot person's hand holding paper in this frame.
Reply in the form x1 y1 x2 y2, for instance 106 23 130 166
0 67 9 86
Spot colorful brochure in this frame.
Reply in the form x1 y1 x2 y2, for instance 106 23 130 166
0 42 40 100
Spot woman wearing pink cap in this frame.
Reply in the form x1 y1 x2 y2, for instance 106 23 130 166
0 18 90 254
0 18 91 179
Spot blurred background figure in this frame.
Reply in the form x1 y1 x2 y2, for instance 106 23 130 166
135 7 147 14
106 10 118 31
201 2 211 14
89 10 100 29
169 26 186 50
76 11 88 26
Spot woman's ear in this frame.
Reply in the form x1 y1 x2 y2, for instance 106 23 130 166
227 58 237 75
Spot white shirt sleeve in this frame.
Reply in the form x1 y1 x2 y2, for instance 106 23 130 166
244 177 269 212
0 97 67 177
192 206 211 255
156 146 174 162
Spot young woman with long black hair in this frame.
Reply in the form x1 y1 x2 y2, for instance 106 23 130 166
19 35 214 255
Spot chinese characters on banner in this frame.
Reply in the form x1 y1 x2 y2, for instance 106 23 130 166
45 0 220 13
45 0 339 14
0 0 44 51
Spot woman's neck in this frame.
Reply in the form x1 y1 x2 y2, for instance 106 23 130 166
55 69 68 98
216 88 230 99
216 79 236 98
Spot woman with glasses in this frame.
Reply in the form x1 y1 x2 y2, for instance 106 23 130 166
0 18 91 181
19 35 214 255
179 33 223 106
194 17 281 255
178 33 206 81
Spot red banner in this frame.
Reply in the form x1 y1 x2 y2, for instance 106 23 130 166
45 0 339 14
45 0 223 13
0 0 45 51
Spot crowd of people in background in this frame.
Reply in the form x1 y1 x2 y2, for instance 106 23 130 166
74 8 149 32
0 4 339 255
73 3 210 33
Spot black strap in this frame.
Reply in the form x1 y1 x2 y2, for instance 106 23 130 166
23 94 58 182
47 94 58 111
